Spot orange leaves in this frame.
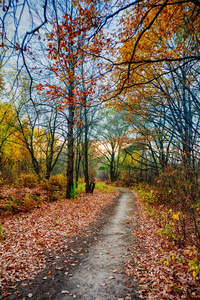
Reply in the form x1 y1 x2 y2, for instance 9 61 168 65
112 0 200 98
0 188 117 288
36 83 43 91
42 1 106 108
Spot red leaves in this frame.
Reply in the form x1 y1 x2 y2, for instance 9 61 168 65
0 190 118 288
14 43 20 51
2 5 9 12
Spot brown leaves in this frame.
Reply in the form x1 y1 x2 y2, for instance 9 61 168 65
125 191 200 299
0 191 118 287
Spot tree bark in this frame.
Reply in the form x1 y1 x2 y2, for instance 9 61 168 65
84 96 91 193
66 82 74 199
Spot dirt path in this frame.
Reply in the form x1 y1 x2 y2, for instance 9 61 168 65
56 188 139 300
4 188 140 300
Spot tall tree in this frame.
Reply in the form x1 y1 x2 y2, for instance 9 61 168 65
36 0 106 197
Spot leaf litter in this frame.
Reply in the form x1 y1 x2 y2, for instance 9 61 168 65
0 191 118 289
2 186 199 299
125 191 200 299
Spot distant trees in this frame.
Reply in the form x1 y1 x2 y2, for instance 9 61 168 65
15 96 68 180
94 107 131 182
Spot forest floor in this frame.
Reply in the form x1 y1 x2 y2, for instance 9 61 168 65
0 187 140 300
0 186 200 300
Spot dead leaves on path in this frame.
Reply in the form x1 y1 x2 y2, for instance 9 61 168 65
0 192 118 288
125 191 200 299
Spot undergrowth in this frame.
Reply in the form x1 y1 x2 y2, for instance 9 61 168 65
0 175 116 217
95 182 116 193
131 182 200 282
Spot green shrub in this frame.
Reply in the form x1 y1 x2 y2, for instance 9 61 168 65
0 224 6 242
0 172 4 187
1 191 42 215
75 182 85 194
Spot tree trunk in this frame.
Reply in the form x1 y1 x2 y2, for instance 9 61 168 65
66 83 74 198
84 97 91 193
110 147 115 182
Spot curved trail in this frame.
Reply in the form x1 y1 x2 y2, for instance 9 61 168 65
57 189 139 300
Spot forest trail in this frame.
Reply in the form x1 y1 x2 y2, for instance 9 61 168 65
56 188 139 300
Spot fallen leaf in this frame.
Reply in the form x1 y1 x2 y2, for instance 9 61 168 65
0 190 117 289
61 290 69 294
21 283 28 287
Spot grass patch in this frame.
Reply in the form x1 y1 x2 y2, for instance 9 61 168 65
75 182 85 194
75 181 116 194
95 182 116 193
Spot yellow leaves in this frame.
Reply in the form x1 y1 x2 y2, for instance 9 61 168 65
163 260 169 266
157 260 162 264
171 255 176 261
168 209 182 222
172 212 182 221
188 258 200 281
192 270 198 281
112 0 200 101
45 33 50 39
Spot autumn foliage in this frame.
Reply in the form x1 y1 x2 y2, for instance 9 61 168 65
0 0 200 298
111 0 200 93
36 0 108 109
